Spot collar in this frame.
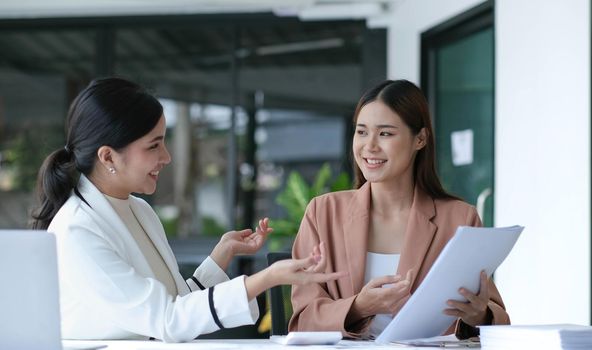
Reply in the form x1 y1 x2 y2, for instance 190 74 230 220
342 182 437 294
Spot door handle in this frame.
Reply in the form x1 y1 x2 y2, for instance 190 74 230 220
476 187 492 221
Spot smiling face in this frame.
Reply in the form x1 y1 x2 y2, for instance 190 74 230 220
107 115 171 197
353 101 425 186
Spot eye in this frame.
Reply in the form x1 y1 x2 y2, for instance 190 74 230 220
148 143 159 150
380 131 393 136
356 129 367 136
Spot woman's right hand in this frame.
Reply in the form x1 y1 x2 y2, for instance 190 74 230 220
348 269 413 320
268 247 346 286
244 242 347 300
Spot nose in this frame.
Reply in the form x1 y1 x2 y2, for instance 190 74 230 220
365 134 380 152
161 144 172 165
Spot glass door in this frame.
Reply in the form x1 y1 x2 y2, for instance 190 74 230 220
422 2 494 226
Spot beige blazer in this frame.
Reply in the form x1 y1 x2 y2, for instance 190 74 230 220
289 182 509 338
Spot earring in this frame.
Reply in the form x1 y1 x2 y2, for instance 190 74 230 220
109 167 116 174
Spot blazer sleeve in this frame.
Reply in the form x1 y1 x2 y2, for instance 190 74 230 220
453 206 511 338
186 256 231 291
59 224 258 342
289 198 366 338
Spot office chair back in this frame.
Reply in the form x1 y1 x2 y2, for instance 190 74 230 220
266 251 292 336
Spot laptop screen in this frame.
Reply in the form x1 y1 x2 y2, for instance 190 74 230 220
0 230 62 350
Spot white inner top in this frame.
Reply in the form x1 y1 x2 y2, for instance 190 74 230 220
364 252 401 338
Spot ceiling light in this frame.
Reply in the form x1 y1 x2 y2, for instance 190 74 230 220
298 2 384 21
255 38 344 56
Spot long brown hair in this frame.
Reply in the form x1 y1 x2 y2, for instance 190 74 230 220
352 79 459 200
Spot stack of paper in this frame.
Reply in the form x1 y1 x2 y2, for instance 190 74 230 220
480 324 592 350
375 225 524 344
392 334 480 348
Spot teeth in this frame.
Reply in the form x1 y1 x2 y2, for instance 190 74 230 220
150 171 159 176
366 159 386 165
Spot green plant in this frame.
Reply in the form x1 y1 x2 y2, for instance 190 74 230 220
1 125 63 191
257 164 351 333
201 215 227 237
154 205 179 237
268 163 351 251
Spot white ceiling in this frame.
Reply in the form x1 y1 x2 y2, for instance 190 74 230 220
0 0 396 23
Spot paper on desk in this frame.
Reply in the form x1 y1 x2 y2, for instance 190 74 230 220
480 324 592 350
375 225 523 344
391 334 480 348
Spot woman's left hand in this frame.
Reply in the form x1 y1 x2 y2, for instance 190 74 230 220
443 270 492 326
226 217 273 256
210 218 273 270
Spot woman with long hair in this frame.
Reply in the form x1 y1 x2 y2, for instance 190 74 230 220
289 80 509 339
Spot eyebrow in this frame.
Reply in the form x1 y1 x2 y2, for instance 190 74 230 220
149 135 164 142
356 123 398 129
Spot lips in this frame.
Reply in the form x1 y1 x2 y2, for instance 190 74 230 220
148 170 160 181
361 157 387 171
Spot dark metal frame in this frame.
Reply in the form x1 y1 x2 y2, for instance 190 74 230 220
266 251 292 336
421 0 494 120
0 13 299 30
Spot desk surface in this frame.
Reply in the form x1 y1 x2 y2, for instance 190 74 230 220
64 338 440 350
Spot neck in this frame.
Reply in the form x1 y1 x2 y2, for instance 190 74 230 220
87 172 129 200
369 176 415 215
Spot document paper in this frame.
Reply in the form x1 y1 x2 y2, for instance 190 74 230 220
375 225 524 344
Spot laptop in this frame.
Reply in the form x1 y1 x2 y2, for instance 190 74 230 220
0 230 104 350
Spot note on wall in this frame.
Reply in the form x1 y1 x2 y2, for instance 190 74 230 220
451 129 473 166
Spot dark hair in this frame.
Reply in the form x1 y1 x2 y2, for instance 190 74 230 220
352 79 459 200
31 77 163 229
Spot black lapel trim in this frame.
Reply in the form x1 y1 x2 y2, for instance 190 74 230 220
74 187 91 208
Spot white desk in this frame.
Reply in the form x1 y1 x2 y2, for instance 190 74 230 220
64 338 431 350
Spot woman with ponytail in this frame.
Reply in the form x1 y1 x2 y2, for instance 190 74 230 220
32 77 344 342
289 80 510 339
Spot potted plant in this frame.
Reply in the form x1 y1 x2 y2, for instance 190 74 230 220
258 163 351 334
267 163 351 252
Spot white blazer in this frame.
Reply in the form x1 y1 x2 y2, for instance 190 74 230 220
48 175 258 342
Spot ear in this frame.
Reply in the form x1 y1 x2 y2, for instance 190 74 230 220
415 128 428 150
96 145 116 171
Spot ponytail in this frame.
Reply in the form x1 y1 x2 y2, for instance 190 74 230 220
31 147 77 229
